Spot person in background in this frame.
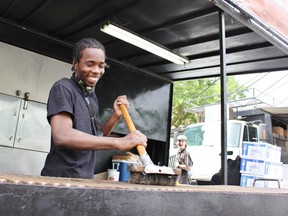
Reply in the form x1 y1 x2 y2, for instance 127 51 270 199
41 38 147 179
175 135 193 184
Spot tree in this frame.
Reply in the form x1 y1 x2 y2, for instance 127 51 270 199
172 76 247 128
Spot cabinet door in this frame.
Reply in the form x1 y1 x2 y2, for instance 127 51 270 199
14 100 51 152
0 93 21 147
0 146 47 176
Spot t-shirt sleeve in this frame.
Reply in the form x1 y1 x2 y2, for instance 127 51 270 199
47 81 74 123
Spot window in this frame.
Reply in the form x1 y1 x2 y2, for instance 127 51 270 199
243 125 258 142
184 122 242 147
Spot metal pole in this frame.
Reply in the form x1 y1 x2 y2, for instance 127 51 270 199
219 9 228 185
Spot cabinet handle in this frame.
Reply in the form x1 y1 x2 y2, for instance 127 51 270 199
23 100 28 110
23 92 30 110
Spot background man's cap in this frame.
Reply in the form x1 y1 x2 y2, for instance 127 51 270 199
177 135 187 141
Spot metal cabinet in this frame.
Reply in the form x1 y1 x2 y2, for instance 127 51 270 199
0 93 50 152
0 93 50 175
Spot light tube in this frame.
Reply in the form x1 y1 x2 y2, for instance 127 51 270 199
100 22 189 65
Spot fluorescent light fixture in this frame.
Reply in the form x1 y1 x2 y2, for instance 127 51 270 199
100 22 190 65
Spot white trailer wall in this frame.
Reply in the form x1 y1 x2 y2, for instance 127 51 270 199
0 42 71 175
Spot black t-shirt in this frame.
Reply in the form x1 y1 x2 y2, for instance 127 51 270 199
41 77 99 179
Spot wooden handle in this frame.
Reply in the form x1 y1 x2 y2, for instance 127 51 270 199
119 104 146 156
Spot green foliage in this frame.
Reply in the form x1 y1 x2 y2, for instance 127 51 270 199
172 76 247 127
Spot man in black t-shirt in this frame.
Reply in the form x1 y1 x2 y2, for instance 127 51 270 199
41 38 147 179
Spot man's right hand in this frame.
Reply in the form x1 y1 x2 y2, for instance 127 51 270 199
119 130 147 151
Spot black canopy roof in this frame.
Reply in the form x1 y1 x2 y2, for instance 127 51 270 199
0 0 287 81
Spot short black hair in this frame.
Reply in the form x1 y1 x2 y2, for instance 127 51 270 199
72 38 106 62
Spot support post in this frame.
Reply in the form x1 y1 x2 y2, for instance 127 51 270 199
219 9 228 185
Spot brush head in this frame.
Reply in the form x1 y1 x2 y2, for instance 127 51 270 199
128 164 181 186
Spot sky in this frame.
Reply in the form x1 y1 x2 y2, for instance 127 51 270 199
233 70 288 107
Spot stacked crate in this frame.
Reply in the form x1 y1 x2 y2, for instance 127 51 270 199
273 126 285 137
240 142 282 188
